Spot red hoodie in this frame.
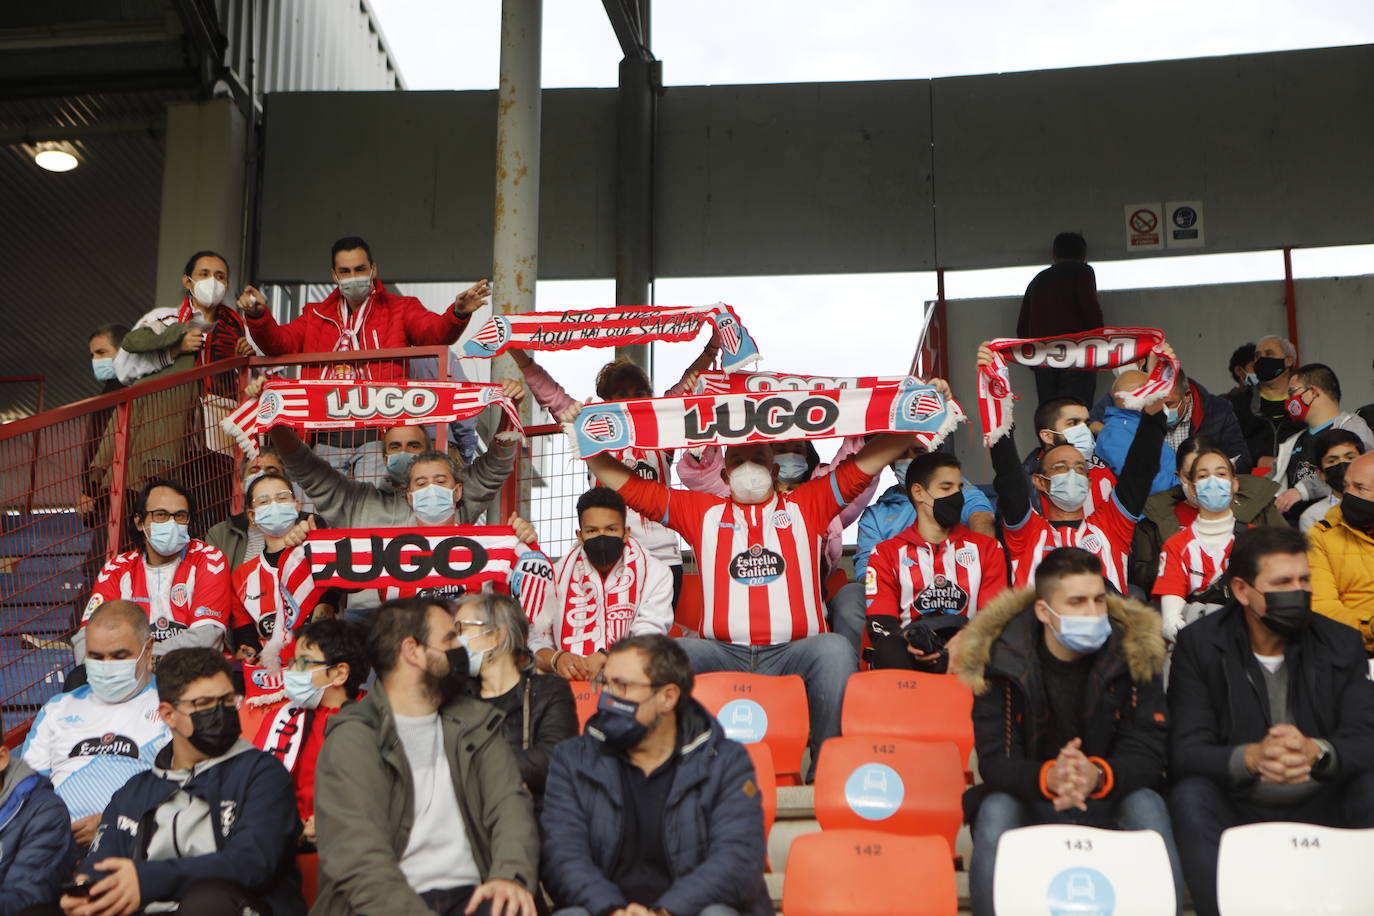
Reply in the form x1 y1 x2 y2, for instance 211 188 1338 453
246 278 469 379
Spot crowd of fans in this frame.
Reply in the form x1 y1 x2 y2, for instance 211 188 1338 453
5 231 1374 916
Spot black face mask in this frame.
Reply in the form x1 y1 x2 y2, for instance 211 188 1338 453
583 534 626 568
1342 492 1374 534
187 704 241 757
930 491 966 530
586 692 651 752
1257 589 1312 640
436 647 473 704
1254 356 1288 383
1325 462 1352 493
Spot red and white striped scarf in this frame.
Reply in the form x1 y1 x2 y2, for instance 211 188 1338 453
221 379 524 458
551 535 651 655
461 303 762 373
978 327 1177 445
696 370 910 395
568 380 965 459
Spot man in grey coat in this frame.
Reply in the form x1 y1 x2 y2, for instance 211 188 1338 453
312 597 539 916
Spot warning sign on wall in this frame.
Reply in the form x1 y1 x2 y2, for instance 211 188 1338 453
1165 200 1205 249
1124 203 1163 252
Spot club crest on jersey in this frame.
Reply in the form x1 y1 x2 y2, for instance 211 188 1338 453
914 574 969 614
770 510 793 530
955 547 977 568
463 315 512 355
729 544 785 586
70 733 138 759
1079 533 1103 553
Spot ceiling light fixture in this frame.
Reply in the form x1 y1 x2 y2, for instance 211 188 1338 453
33 142 79 172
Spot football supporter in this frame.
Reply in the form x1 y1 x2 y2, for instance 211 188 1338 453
0 708 79 916
22 601 169 850
532 487 674 681
1021 396 1117 516
1297 428 1363 534
512 343 720 602
979 341 1168 593
77 479 230 661
462 593 577 814
1271 363 1374 520
59 648 305 916
584 403 922 773
1152 446 1248 644
958 547 1180 916
206 447 318 570
312 598 538 915
1015 231 1103 407
863 452 1008 671
541 635 770 916
1093 371 1179 496
251 619 369 847
1309 451 1374 651
1169 526 1374 916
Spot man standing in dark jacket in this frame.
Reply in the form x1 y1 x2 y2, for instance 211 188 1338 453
0 710 77 916
58 648 304 916
1168 526 1374 916
541 634 771 916
1016 232 1104 407
956 547 1181 916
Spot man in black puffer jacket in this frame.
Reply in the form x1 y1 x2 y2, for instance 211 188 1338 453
956 547 1182 916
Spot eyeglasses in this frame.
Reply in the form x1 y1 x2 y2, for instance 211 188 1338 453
146 509 191 524
591 672 663 697
286 657 332 672
1042 463 1086 476
1287 385 1312 399
170 691 242 712
250 490 296 508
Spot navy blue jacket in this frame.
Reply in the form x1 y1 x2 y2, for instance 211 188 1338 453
79 739 304 915
541 699 771 916
0 758 77 915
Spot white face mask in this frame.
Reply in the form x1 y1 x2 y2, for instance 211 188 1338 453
728 462 775 504
191 277 227 308
338 274 373 305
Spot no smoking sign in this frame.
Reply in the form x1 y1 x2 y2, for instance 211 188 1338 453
1124 203 1163 251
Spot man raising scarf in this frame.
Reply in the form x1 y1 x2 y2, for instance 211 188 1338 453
531 487 674 681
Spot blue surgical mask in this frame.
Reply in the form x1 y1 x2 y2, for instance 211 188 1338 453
1244 372 1259 388
775 454 809 483
891 459 912 485
1063 424 1095 461
252 501 298 537
86 643 148 704
411 483 456 525
1193 475 1234 513
387 452 417 484
1044 604 1112 654
458 633 489 677
146 520 189 557
92 358 116 382
1045 470 1090 512
283 669 328 709
1164 405 1181 427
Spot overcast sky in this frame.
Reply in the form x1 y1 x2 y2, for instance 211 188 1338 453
369 1 1374 547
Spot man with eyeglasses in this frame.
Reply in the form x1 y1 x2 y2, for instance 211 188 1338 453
251 619 369 849
311 598 538 916
978 342 1169 593
22 601 169 853
58 648 305 916
541 634 770 916
77 479 231 662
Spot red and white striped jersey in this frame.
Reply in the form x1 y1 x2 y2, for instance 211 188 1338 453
620 460 875 645
286 527 555 623
230 553 331 644
83 541 230 642
1003 496 1137 592
863 524 1009 627
1153 525 1236 600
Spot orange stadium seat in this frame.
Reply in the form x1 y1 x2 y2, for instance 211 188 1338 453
297 852 319 907
675 572 704 633
568 679 599 732
841 669 975 766
813 737 964 852
694 672 809 784
743 740 778 848
824 566 849 602
782 830 957 916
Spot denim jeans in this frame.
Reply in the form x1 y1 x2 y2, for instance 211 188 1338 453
553 908 739 916
825 582 868 656
969 788 1184 916
1169 772 1374 916
676 634 857 780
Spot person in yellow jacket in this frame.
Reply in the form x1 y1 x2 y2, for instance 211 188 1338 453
1310 452 1374 652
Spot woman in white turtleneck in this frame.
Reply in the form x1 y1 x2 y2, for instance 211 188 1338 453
1152 447 1245 644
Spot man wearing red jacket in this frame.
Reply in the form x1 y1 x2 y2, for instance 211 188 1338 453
239 236 491 381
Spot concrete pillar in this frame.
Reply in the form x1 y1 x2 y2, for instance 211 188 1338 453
154 99 248 303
